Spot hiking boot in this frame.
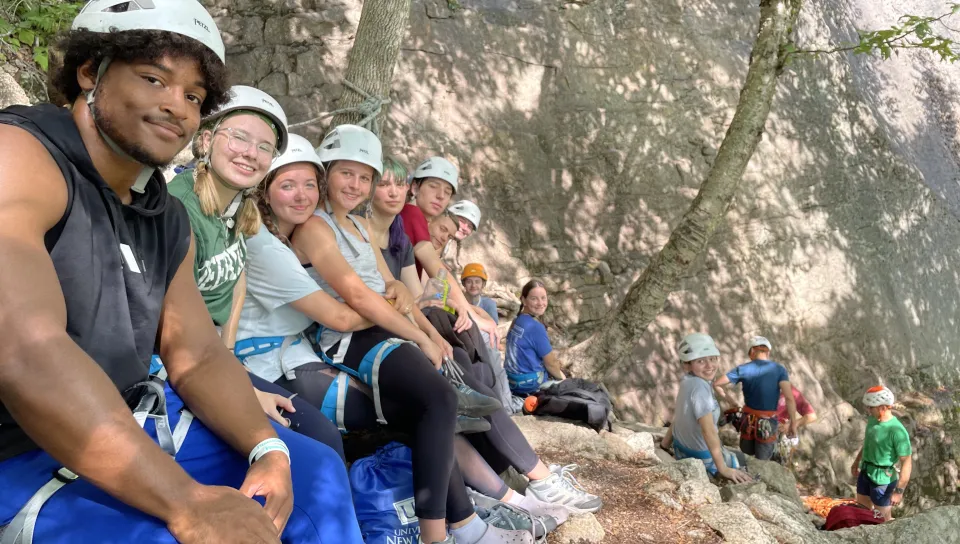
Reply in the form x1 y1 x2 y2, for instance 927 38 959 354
455 383 502 417
456 415 492 435
526 464 602 514
468 489 561 539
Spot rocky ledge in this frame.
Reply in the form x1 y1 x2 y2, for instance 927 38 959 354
509 415 960 544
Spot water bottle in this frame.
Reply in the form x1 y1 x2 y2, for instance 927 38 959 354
419 269 457 315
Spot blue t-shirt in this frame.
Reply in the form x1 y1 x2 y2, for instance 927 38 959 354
504 314 552 378
725 359 789 411
475 296 499 324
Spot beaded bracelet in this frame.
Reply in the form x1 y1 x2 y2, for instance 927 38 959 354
248 438 291 466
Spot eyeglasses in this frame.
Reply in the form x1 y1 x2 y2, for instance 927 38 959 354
214 127 279 161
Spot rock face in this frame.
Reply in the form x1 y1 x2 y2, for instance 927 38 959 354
510 415 637 462
0 73 30 109
206 0 960 502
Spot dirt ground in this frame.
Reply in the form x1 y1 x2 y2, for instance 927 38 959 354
538 450 722 544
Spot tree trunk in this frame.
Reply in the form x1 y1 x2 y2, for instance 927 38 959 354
330 0 412 130
566 0 802 378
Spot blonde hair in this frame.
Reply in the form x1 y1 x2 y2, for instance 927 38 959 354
191 126 262 237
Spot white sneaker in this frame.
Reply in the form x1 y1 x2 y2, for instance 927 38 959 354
475 524 535 544
516 492 570 525
526 464 602 514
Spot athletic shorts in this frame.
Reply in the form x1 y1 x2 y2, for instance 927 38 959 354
857 470 896 507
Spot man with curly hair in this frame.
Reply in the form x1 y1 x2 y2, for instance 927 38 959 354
0 1 361 543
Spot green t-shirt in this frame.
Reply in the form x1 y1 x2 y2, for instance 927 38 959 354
168 171 247 325
860 416 912 485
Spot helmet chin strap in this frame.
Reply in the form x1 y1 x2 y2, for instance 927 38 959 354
86 58 155 194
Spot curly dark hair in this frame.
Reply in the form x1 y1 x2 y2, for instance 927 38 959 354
51 29 229 116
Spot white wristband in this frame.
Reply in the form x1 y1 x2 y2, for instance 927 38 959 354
248 438 291 466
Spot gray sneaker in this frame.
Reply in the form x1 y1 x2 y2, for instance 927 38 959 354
526 464 602 514
468 490 557 541
455 383 502 417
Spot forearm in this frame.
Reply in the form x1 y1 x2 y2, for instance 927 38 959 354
700 417 730 472
661 426 674 448
222 275 246 349
0 333 199 523
898 457 912 488
166 344 277 456
349 289 430 343
543 358 566 380
291 292 371 332
412 307 441 339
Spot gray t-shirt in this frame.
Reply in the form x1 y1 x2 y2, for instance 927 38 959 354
672 374 721 453
237 225 323 382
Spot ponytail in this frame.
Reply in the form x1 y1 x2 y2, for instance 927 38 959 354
235 194 262 237
507 279 546 341
192 161 262 237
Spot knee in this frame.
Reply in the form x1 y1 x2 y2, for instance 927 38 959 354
435 382 458 416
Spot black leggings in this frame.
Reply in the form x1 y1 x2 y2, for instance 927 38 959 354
453 349 541 476
246 372 346 462
283 326 459 520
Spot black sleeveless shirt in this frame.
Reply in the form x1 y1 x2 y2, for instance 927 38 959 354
0 104 192 461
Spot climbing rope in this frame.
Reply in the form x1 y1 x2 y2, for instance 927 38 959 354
288 80 391 136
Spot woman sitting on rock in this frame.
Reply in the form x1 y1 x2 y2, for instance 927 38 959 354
660 333 752 483
503 280 567 395
366 156 602 516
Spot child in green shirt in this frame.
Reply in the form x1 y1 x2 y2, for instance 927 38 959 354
851 385 912 520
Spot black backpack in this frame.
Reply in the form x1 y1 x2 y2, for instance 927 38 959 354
529 378 613 432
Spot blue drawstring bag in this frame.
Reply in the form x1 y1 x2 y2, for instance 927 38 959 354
350 441 420 544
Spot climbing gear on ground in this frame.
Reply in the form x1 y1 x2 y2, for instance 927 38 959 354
526 464 602 514
204 85 290 156
413 157 459 193
316 124 384 175
823 503 884 530
863 386 895 407
456 415 492 435
350 442 425 544
269 133 324 175
0 377 193 544
802 496 857 519
449 200 481 230
677 333 720 362
288 80 391 136
73 0 225 62
748 335 772 352
461 263 489 283
527 378 613 432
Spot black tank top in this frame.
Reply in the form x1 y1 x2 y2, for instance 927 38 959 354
0 104 191 461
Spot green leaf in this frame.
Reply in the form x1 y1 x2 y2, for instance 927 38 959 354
0 19 12 34
915 22 931 40
18 28 34 44
33 46 48 71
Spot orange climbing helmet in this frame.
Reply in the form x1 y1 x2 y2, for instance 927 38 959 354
461 263 488 283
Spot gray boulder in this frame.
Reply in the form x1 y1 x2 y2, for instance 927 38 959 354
550 513 605 543
747 458 804 506
649 458 710 485
697 502 776 544
510 415 636 462
678 479 722 506
824 506 960 544
720 481 768 503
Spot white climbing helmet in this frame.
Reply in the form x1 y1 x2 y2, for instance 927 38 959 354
863 386 895 407
413 156 459 193
204 85 290 154
73 0 225 63
448 200 481 230
268 134 323 175
677 333 721 363
316 124 383 176
748 335 772 353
